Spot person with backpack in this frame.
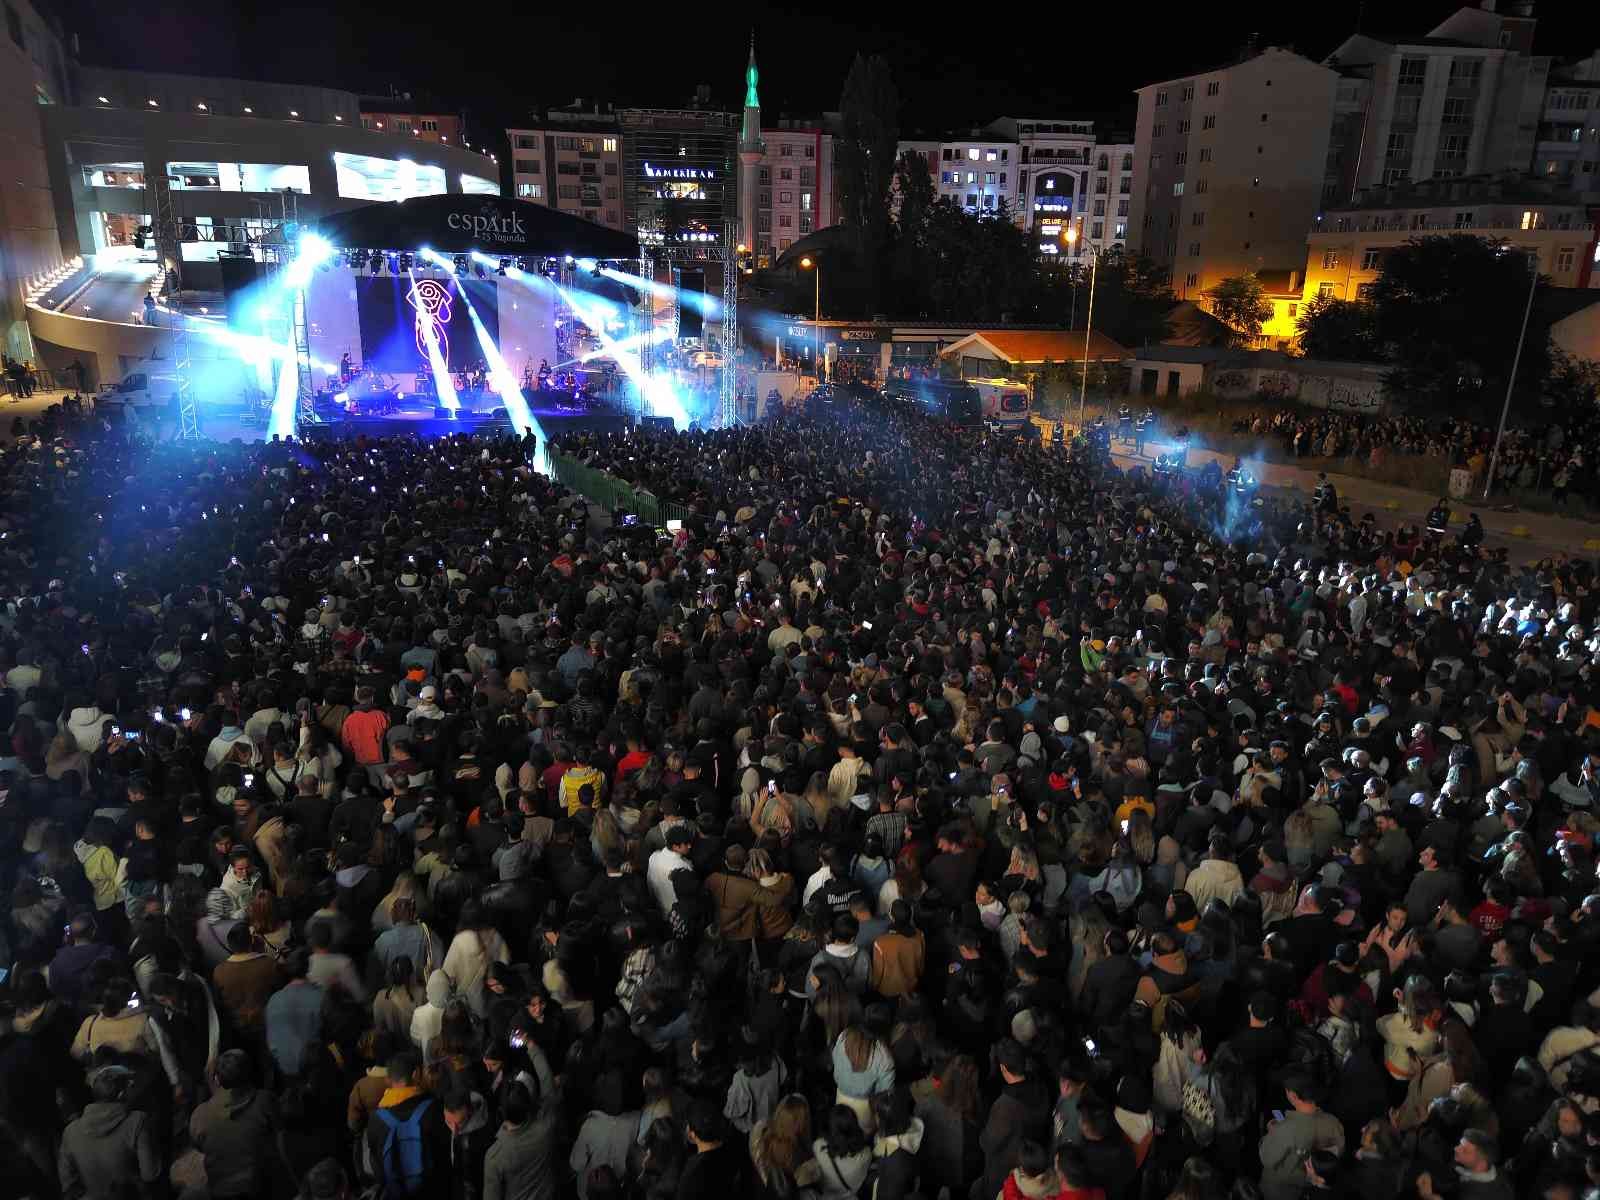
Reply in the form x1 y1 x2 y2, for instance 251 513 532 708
364 1048 449 1198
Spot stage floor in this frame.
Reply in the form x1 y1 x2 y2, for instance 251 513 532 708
196 395 630 444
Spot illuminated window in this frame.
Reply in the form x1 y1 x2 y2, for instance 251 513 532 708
1322 250 1340 269
967 148 979 160
517 182 543 198
334 152 446 202
602 137 617 152
1557 247 1575 273
460 174 498 196
1361 247 1381 269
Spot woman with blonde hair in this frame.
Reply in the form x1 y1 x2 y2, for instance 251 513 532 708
372 871 429 933
749 1093 820 1198
745 848 795 943
1125 809 1156 866
877 852 926 916
46 732 91 782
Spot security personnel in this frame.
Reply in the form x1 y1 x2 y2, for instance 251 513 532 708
1461 511 1485 549
1313 473 1338 514
1117 402 1133 443
1426 498 1451 538
1133 410 1149 457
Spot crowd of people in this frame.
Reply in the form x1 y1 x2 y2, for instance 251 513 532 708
2 387 1600 1200
1221 407 1600 507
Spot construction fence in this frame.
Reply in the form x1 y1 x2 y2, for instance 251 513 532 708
542 448 693 528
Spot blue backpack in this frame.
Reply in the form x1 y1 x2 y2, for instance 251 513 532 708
376 1099 434 1197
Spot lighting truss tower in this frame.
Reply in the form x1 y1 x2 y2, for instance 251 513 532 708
292 286 314 426
172 296 198 438
150 168 181 295
720 219 738 426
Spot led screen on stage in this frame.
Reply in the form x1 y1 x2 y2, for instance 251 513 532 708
354 274 500 374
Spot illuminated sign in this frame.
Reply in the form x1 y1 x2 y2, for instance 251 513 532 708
644 163 716 179
407 277 453 363
656 181 708 200
840 327 885 341
445 205 527 245
1034 199 1073 213
1040 223 1062 237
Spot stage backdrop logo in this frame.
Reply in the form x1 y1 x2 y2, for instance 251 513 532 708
446 201 528 246
407 278 453 364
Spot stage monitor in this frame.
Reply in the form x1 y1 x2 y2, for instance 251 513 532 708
677 268 704 340
353 274 500 375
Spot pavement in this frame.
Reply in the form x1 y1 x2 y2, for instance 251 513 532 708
53 264 158 323
1051 419 1600 562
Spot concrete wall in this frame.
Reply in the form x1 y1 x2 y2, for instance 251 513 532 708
1209 357 1390 412
1551 301 1600 362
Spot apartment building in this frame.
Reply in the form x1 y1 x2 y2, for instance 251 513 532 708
748 120 834 266
1129 47 1338 300
1302 173 1599 302
358 94 465 147
507 106 625 231
1536 50 1600 203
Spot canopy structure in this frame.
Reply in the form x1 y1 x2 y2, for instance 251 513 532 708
311 193 641 260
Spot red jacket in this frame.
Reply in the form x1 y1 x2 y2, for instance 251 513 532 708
341 707 390 765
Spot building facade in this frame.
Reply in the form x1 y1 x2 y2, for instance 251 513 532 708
618 107 737 261
0 0 71 359
988 118 1096 255
1301 173 1599 302
1322 3 1550 202
748 120 833 266
507 107 625 231
928 134 1021 218
358 94 466 148
1536 50 1600 204
1129 46 1338 300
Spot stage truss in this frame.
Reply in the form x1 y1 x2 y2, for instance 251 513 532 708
720 219 738 426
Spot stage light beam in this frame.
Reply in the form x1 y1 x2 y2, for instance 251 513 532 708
454 279 546 472
408 269 459 414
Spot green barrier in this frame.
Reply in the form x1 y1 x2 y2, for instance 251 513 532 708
543 449 692 529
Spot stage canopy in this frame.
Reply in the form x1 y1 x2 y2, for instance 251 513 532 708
311 194 641 259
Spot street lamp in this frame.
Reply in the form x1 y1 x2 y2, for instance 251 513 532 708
1065 222 1100 431
800 256 821 382
1483 243 1541 500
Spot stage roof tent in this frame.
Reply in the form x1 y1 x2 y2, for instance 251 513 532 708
312 194 641 259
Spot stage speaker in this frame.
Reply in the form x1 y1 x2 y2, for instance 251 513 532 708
218 253 260 330
677 269 704 340
434 406 451 418
641 416 675 432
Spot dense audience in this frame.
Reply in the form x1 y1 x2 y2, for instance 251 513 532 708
2 388 1600 1200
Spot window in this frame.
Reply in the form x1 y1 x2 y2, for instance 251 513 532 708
1156 89 1169 107
967 193 977 207
1122 154 1132 170
1361 247 1381 269
779 143 792 156
1521 209 1538 230
1384 166 1409 184
1206 81 1220 96
779 190 793 203
1319 282 1337 298
1181 85 1194 101
1118 199 1129 215
1387 132 1410 157
799 167 814 185
602 137 617 152
517 182 542 198
1322 250 1340 270
1442 97 1471 124
801 192 812 211
984 195 996 210
1398 57 1427 86
1188 241 1201 256
999 173 1006 186
967 171 976 184
1440 134 1468 157
1186 272 1200 287
1150 155 1162 170
1410 213 1428 230
1174 151 1187 166
557 162 580 175
558 184 580 199
799 215 813 233
759 190 771 206
1192 211 1205 226
1091 221 1102 237
804 144 815 158
779 167 792 180
758 167 770 183
1356 282 1376 299
1448 59 1482 87
1154 124 1166 138
1178 119 1191 134
778 214 792 228
985 171 996 184
1171 183 1184 197
1095 199 1107 214
605 186 617 199
1453 210 1473 228
580 162 597 176
1287 303 1298 319
1195 179 1208 194
514 135 538 150
986 149 997 161
758 212 770 231
514 157 539 173
941 170 954 184
393 119 411 134
942 148 953 160
1097 154 1109 170
1557 246 1576 273
967 147 980 160
1202 114 1216 131
419 119 438 132
604 162 616 175
1394 95 1420 123
1114 222 1126 239
1198 148 1212 163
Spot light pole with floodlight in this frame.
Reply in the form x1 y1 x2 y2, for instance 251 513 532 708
1064 221 1099 431
800 255 821 382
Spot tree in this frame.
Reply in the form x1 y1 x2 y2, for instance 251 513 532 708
1204 274 1274 347
888 149 936 316
1295 294 1382 361
1369 234 1550 402
834 54 900 311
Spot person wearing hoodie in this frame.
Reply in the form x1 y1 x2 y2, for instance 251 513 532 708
442 1084 494 1200
370 898 443 988
74 815 122 923
724 1033 786 1135
811 1103 873 1200
410 968 453 1058
204 715 253 770
307 919 367 1002
1182 835 1245 913
807 914 872 997
570 1095 640 1200
442 901 511 1020
58 1064 162 1200
365 1048 450 1198
218 848 263 921
1002 1138 1077 1200
189 1049 280 1200
341 687 390 767
868 1089 925 1200
62 695 107 753
483 1074 561 1200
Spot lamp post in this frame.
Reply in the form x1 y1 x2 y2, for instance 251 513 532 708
1065 222 1099 431
1483 244 1539 501
800 255 821 382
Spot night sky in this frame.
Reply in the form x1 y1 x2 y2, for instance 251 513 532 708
62 0 1600 142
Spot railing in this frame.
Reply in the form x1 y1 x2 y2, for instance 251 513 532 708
542 448 693 528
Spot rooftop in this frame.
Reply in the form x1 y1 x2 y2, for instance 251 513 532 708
1330 172 1588 211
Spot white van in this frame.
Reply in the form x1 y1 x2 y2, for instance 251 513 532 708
96 372 177 413
970 378 1031 428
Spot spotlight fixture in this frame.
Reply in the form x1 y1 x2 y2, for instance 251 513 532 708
474 261 487 279
497 258 510 276
348 249 366 270
453 254 469 274
384 254 397 275
368 250 383 273
398 252 413 272
515 256 531 272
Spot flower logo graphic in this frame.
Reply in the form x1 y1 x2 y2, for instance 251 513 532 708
406 277 453 365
